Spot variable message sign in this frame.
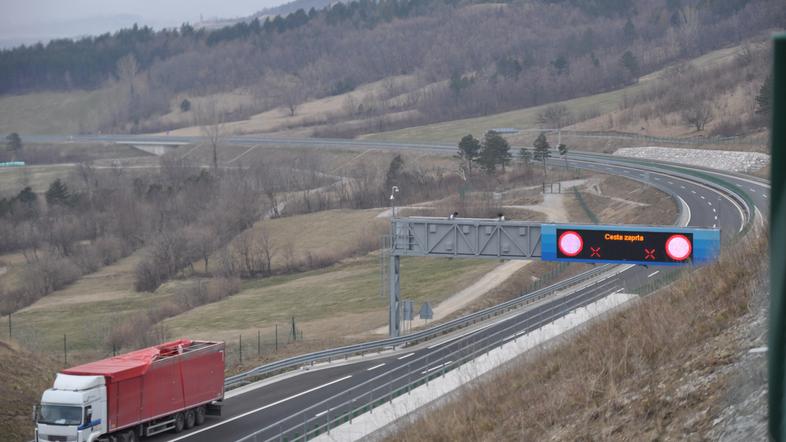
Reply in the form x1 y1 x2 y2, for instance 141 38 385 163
542 224 720 266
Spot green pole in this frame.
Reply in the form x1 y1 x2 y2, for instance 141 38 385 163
769 33 786 442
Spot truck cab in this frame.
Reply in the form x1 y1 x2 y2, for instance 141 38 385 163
36 374 107 442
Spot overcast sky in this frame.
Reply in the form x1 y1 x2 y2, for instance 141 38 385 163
1 0 285 46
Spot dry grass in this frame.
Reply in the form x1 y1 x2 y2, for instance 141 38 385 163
0 339 58 442
387 231 766 441
0 89 111 134
565 174 678 226
233 208 388 272
361 40 767 145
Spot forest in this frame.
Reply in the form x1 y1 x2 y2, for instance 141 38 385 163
0 0 781 137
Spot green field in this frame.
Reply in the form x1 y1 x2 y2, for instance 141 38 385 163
165 255 497 341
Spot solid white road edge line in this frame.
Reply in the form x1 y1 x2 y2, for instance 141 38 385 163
168 375 353 441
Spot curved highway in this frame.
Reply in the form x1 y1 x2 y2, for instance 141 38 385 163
23 134 768 441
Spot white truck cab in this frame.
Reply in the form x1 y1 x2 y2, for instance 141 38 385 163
36 374 107 442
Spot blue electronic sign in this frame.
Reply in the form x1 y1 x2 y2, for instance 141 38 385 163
541 224 720 266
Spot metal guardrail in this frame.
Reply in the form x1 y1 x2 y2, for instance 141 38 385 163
239 277 624 441
224 263 613 389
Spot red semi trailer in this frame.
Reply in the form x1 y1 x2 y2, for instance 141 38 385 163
35 339 225 442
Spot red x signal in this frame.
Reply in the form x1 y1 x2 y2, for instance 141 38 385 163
590 247 601 258
644 248 656 260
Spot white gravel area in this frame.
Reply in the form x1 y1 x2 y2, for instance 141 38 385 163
614 147 769 173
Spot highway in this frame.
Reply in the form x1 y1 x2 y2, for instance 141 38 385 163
26 134 768 441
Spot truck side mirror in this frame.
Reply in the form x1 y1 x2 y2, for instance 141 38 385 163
84 406 92 425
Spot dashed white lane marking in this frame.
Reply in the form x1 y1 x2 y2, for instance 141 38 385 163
713 208 717 213
668 181 674 185
763 195 769 199
427 321 496 349
713 224 717 228
422 361 452 375
680 185 686 189
700 195 705 199
315 409 329 417
750 189 757 193
169 375 354 441
366 363 386 372
397 352 415 360
708 201 712 206
691 190 697 194
648 271 660 278
737 183 743 187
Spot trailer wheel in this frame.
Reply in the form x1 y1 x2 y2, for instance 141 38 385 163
185 409 196 429
173 412 185 433
119 430 137 442
195 406 206 426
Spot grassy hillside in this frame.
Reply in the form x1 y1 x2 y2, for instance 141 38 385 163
362 40 770 145
0 339 58 442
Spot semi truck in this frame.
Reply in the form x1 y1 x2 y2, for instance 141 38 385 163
34 339 225 442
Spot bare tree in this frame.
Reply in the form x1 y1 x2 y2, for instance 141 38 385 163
273 74 308 117
536 104 572 129
681 102 714 131
194 101 226 171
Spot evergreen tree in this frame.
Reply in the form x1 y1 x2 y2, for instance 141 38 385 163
558 143 569 170
756 74 772 118
17 187 37 205
478 131 511 174
46 179 71 206
533 133 551 178
385 154 405 191
180 98 192 112
457 134 481 175
518 148 532 168
620 51 640 81
6 132 22 158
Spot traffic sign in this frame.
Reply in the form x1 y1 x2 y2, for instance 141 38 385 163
541 224 720 266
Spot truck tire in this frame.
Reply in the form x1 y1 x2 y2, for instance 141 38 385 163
173 412 185 433
185 409 196 429
195 406 206 426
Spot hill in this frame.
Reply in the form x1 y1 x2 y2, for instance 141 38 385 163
0 0 781 135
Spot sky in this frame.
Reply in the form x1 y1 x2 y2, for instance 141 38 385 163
0 0 286 47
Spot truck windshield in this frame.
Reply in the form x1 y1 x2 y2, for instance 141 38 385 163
38 404 82 425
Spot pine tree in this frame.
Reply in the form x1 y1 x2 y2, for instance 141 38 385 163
46 179 71 206
5 132 22 159
533 133 551 178
620 51 640 81
479 132 511 174
756 74 772 118
457 134 481 175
